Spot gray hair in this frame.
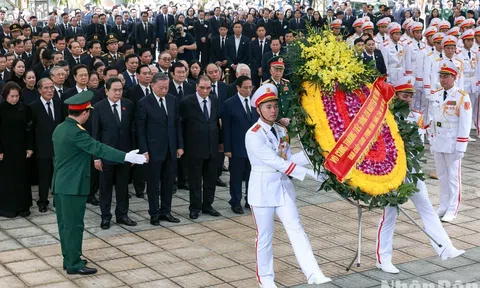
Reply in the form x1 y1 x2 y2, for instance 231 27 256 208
151 72 169 83
236 63 251 76
49 66 63 77
37 77 52 89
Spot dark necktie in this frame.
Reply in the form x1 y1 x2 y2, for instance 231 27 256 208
46 102 54 120
73 27 76 34
468 51 471 59
395 44 398 51
144 22 148 33
244 98 251 119
443 90 448 101
203 99 209 120
178 85 183 98
76 57 80 64
165 15 168 32
113 54 117 61
221 38 225 50
0 73 3 81
270 126 277 139
440 53 443 58
131 74 136 85
118 25 121 31
382 36 385 41
418 42 420 49
112 103 121 126
58 89 63 98
159 98 167 119
260 40 264 54
145 87 150 95
33 27 36 33
211 84 217 96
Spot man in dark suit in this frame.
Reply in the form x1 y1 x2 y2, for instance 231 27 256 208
92 77 137 230
226 64 251 97
29 78 63 212
126 64 152 105
261 38 283 82
193 10 210 64
209 23 229 71
205 63 228 187
66 17 84 39
58 13 70 37
179 75 222 219
363 37 386 75
289 10 307 34
86 14 102 40
168 62 195 191
250 25 270 88
413 9 425 26
135 11 155 55
155 5 175 52
242 13 257 40
273 11 290 41
256 8 274 37
66 41 83 69
225 22 251 82
343 8 357 32
222 76 259 214
111 15 129 48
303 8 315 24
209 7 226 38
30 16 42 37
137 73 183 225
32 49 53 81
122 54 139 90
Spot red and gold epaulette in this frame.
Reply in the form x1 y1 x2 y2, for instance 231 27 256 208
252 124 261 132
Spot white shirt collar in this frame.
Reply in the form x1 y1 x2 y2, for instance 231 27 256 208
40 96 51 106
76 85 87 93
107 98 120 107
196 92 210 104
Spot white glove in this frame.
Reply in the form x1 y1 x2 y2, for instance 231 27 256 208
454 151 464 160
124 149 147 164
430 146 435 156
306 169 329 183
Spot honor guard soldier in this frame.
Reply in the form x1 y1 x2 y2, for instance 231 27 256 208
432 36 464 94
441 1 454 20
246 83 331 287
400 18 413 45
429 18 441 29
454 16 466 28
439 20 451 34
374 18 390 49
376 76 465 274
381 22 405 83
459 19 474 33
361 21 374 38
52 91 146 275
262 56 292 127
473 27 480 52
429 60 472 222
423 27 438 53
447 27 463 52
459 29 479 141
102 34 123 67
423 32 445 100
405 22 428 114
346 18 364 48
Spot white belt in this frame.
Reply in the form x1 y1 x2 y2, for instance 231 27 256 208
251 166 277 173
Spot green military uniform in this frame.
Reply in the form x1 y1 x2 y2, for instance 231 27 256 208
52 91 126 272
441 8 453 21
102 34 123 66
262 56 293 121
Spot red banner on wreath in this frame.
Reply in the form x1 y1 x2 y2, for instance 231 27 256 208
325 77 395 182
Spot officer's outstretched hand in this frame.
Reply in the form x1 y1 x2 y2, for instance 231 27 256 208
454 151 464 160
306 169 328 183
125 149 147 164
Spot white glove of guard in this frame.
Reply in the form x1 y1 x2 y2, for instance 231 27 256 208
454 151 464 160
430 146 435 156
306 169 329 183
124 149 147 164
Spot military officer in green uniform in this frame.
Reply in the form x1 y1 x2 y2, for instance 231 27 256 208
262 56 293 127
441 1 454 21
102 33 123 67
52 91 146 275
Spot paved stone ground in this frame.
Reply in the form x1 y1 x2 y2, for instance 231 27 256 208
0 138 479 288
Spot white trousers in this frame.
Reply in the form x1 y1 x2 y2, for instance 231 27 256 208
434 152 462 217
251 192 322 287
376 179 453 264
413 87 428 115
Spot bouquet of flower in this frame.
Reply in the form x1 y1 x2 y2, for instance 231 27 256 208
285 29 425 209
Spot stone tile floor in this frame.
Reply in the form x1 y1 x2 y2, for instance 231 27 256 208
0 139 479 287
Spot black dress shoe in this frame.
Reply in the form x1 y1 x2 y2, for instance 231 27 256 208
216 178 227 187
39 206 48 213
18 210 31 217
231 206 245 214
100 219 110 230
150 216 160 226
178 183 189 190
172 183 177 195
202 207 221 217
244 202 251 209
116 217 137 226
159 214 180 223
87 197 99 206
67 266 97 275
136 193 144 198
63 259 88 270
189 211 199 219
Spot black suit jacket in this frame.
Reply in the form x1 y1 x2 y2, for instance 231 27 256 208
168 81 195 101
86 23 102 39
179 94 220 159
155 13 175 41
57 23 70 37
209 16 226 37
289 18 307 33
21 52 33 69
242 22 257 40
66 26 84 38
135 22 155 48
225 35 251 67
92 98 135 163
362 50 387 75
256 18 274 36
209 36 228 64
111 24 129 43
250 38 271 72
211 81 229 114
136 93 183 162
273 19 290 38
29 98 62 158
32 63 50 81
127 84 151 105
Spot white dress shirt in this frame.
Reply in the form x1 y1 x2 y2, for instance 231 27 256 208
108 99 121 121
76 85 88 93
196 92 211 116
234 35 241 53
238 94 251 113
154 93 168 115
139 84 151 96
40 97 54 120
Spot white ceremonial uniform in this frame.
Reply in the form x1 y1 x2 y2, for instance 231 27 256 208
460 47 480 133
246 119 324 287
376 110 464 270
430 86 472 219
381 41 405 83
346 32 361 48
374 33 389 49
430 56 464 93
405 40 428 113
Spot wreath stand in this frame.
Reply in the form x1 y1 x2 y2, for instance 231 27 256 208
344 199 443 271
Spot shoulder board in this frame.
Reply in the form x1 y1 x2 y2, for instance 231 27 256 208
433 88 443 93
456 51 461 54
76 124 86 131
262 79 271 84
419 47 425 50
275 122 288 132
118 52 123 56
458 90 467 96
427 51 433 56
102 53 109 57
407 41 412 45
281 78 289 83
435 57 442 61
251 124 261 132
383 42 389 47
